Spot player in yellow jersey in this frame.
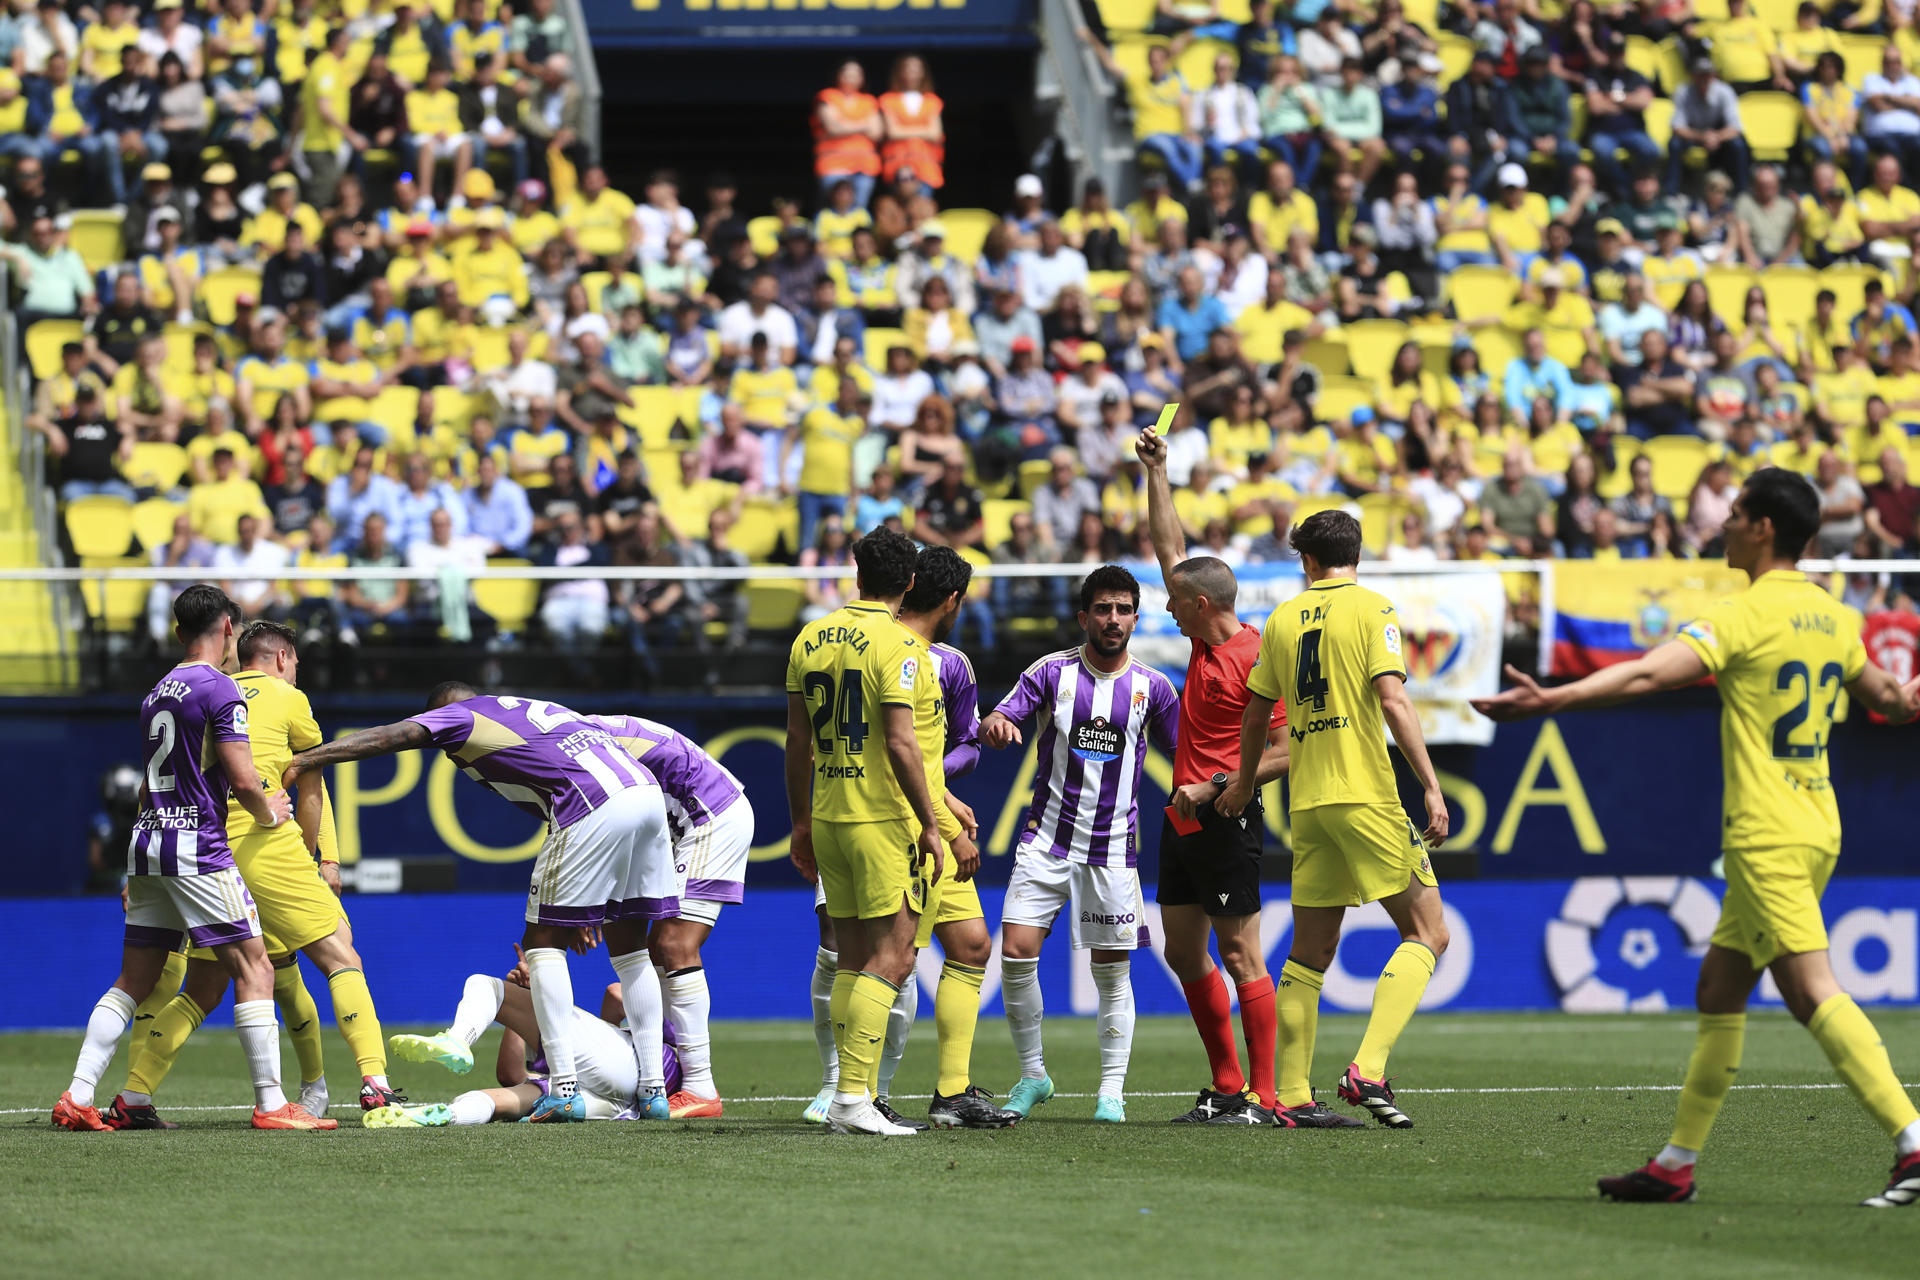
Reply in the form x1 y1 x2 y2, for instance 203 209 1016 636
1475 468 1920 1209
1219 509 1451 1129
785 527 947 1136
101 622 402 1129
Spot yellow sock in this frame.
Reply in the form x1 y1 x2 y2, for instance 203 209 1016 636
326 967 387 1078
1667 1012 1745 1152
125 992 205 1097
1809 993 1920 1139
1354 941 1437 1081
830 969 858 1065
934 960 986 1097
837 972 898 1099
135 950 189 1021
1276 958 1324 1109
274 959 325 1084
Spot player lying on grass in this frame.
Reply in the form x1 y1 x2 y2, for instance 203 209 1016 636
1474 467 1920 1209
371 946 681 1127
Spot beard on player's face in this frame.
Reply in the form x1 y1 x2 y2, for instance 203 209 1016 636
932 597 960 644
1083 619 1132 655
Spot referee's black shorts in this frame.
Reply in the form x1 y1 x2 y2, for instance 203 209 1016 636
1155 798 1264 917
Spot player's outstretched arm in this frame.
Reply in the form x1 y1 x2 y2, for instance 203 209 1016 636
881 703 945 885
282 719 433 788
1470 642 1707 721
1216 692 1278 818
1846 662 1920 724
219 738 293 829
784 693 817 883
1137 412 1188 581
1375 674 1450 847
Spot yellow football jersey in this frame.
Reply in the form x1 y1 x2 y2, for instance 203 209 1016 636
1676 570 1867 854
1248 579 1406 812
229 669 336 858
786 601 923 825
905 637 960 842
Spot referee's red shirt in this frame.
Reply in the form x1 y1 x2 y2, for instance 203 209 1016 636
1174 624 1286 787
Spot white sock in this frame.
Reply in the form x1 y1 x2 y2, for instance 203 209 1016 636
877 974 919 1100
68 988 137 1106
811 947 839 1089
524 948 579 1096
234 999 287 1112
450 1090 496 1126
1091 961 1134 1100
613 950 665 1092
1897 1120 1920 1158
1001 956 1046 1079
660 966 714 1097
451 974 507 1047
121 1089 152 1107
1655 1144 1699 1171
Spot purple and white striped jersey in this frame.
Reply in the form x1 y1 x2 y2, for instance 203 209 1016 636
931 642 981 780
992 648 1179 867
583 714 746 839
410 696 654 829
128 662 251 878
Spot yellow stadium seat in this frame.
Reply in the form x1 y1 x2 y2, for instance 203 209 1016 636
1759 264 1819 327
1819 263 1885 323
1175 39 1235 88
1655 37 1688 93
200 266 262 327
1542 328 1590 369
124 444 188 494
161 324 203 374
26 319 84 381
472 561 539 633
982 498 1030 548
1642 435 1711 499
1693 0 1729 18
1216 0 1252 21
1096 0 1156 32
746 216 784 259
1448 265 1517 323
80 558 149 632
1315 375 1375 424
1341 319 1409 382
1840 34 1886 87
1624 35 1662 84
1402 0 1439 35
1704 265 1758 334
1301 336 1350 377
937 208 999 265
619 385 692 445
68 210 126 274
65 496 136 559
1751 0 1797 29
1357 492 1407 554
1598 437 1642 498
1472 327 1524 385
1436 32 1474 87
864 327 911 370
1017 458 1055 498
368 386 422 449
468 326 513 374
733 503 785 562
581 271 641 314
1111 35 1163 86
747 578 805 631
1086 270 1130 311
1739 92 1802 162
1643 97 1674 149
131 497 186 549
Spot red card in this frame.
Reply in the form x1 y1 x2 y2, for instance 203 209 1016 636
1165 804 1203 837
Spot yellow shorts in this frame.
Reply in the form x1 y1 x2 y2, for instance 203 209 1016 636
1709 845 1836 968
1290 801 1437 909
913 866 984 949
815 818 926 921
188 825 346 962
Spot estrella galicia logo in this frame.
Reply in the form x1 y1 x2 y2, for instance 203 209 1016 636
1546 877 1719 1012
1070 716 1123 763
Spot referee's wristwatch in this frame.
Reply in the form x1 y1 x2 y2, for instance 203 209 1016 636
1210 771 1229 791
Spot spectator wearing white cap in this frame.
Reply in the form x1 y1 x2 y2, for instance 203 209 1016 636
1007 172 1047 249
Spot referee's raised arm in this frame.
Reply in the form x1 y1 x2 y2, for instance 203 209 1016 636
1136 407 1187 582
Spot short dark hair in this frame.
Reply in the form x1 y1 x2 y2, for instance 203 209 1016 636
1740 467 1820 558
853 527 918 599
1079 564 1140 613
1290 509 1364 569
237 619 297 665
1168 556 1238 610
902 545 973 615
424 680 477 710
173 584 234 641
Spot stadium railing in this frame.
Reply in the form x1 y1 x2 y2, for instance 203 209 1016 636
559 0 604 161
1038 0 1134 201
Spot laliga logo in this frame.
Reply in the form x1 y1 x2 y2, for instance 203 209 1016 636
1547 877 1719 1013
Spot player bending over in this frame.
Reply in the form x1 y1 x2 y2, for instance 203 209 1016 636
1474 467 1920 1208
54 586 330 1132
980 565 1180 1123
1219 510 1451 1129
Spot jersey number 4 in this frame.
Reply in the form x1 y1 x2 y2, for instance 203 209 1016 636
803 671 870 754
1771 660 1844 760
1295 629 1330 712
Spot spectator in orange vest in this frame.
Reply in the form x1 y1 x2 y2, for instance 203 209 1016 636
813 59 882 209
880 54 945 194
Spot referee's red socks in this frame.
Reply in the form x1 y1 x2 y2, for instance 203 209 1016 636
1182 969 1244 1096
1238 977 1278 1110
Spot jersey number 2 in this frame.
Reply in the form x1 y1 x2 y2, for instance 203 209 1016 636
1770 660 1844 760
803 671 869 754
146 710 178 794
1295 629 1330 712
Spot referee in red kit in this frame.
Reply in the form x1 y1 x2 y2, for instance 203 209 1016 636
1138 418 1353 1128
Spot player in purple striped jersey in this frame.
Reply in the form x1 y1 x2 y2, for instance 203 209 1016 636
53 585 332 1132
979 565 1181 1123
284 683 679 1123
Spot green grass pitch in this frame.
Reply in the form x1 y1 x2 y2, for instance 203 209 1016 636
3 1013 1917 1279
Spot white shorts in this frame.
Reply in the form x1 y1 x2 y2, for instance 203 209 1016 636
1001 842 1151 951
525 782 677 927
570 1007 639 1111
672 799 754 928
124 868 262 951
411 133 467 159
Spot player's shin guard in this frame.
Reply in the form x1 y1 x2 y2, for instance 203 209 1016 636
613 951 665 1092
1353 941 1437 1081
934 960 986 1097
124 992 207 1098
68 988 137 1108
451 974 507 1046
524 948 580 1096
234 999 287 1111
876 975 919 1099
1182 968 1244 1097
1091 961 1134 1100
660 966 715 1097
1809 994 1920 1141
274 959 325 1085
836 973 898 1103
1238 977 1279 1110
134 951 188 1020
812 948 840 1088
1667 1012 1746 1159
1000 956 1046 1079
326 967 386 1079
1276 958 1324 1109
